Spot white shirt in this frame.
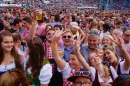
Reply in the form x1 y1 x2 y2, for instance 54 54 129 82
58 62 75 79
18 49 25 65
24 56 52 84
118 60 130 74
90 66 118 83
0 61 15 72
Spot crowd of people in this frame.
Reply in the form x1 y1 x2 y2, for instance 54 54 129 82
0 4 130 86
1 0 130 10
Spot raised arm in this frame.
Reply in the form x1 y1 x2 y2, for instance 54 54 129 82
111 35 130 70
51 30 66 70
73 35 91 72
29 20 36 39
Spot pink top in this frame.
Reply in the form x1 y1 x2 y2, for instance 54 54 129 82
21 28 30 39
36 23 46 36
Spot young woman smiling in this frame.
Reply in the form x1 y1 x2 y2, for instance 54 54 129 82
103 36 130 75
51 30 83 86
73 36 118 86
0 31 23 75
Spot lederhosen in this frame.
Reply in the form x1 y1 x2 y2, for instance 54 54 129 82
63 70 74 86
92 66 114 86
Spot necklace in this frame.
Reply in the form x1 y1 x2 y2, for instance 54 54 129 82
4 60 14 70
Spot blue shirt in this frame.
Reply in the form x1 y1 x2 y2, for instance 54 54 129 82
52 22 61 26
80 45 91 63
62 45 73 61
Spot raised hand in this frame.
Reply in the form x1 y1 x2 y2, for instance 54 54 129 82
73 34 83 52
109 34 124 48
53 29 64 41
32 9 41 20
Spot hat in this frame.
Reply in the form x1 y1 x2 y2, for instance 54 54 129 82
67 68 91 82
70 22 80 29
70 22 78 27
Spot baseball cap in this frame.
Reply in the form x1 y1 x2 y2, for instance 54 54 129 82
67 68 91 82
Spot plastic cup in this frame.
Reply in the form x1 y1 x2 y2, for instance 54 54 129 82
35 9 42 20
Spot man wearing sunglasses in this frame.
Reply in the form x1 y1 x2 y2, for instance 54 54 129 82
61 31 74 62
67 69 92 86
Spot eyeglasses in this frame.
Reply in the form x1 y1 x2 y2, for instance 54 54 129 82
88 31 98 35
74 71 90 76
47 32 54 36
120 74 130 80
74 82 91 86
63 35 71 38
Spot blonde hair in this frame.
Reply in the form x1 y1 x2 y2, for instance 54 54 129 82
88 53 110 78
99 21 104 30
103 46 119 60
103 64 110 78
101 35 115 49
63 30 73 35
89 20 98 30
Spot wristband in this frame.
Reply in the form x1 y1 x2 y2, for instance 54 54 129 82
51 45 58 49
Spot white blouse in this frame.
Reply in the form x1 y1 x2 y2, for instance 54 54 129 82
24 56 52 84
58 62 76 79
118 60 130 74
0 52 24 73
90 66 118 83
0 62 15 72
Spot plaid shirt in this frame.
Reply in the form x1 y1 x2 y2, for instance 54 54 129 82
44 42 53 59
44 42 58 73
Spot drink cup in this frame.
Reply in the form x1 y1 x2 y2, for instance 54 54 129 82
35 9 42 20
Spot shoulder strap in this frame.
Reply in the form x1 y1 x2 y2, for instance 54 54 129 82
92 69 101 86
117 62 121 75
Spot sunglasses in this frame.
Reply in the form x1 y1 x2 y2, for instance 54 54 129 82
88 31 98 35
120 74 130 79
63 35 71 38
74 71 90 76
47 32 54 35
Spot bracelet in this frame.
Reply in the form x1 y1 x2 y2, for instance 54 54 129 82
51 45 58 49
32 21 36 25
